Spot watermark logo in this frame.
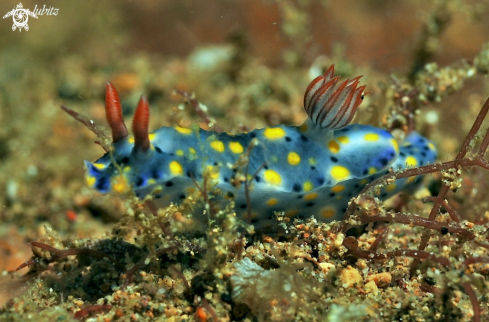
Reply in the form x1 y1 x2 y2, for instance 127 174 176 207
3 3 37 32
3 3 59 32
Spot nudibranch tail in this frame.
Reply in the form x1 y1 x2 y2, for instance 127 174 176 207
304 65 366 130
105 82 128 143
132 95 151 153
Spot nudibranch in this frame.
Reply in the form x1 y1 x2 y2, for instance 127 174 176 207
84 65 437 228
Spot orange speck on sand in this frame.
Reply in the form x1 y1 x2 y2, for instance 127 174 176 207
115 307 124 317
66 210 77 222
195 307 208 322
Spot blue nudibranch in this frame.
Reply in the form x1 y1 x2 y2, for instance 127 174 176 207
85 65 437 227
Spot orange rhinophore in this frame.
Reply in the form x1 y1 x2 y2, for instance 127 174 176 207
105 82 128 143
132 95 151 153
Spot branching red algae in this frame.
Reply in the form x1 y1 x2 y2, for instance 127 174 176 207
174 90 222 133
342 236 451 267
15 241 116 272
337 95 489 321
73 304 112 319
60 105 110 152
462 282 481 322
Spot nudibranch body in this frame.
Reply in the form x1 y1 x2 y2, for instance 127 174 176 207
84 66 437 228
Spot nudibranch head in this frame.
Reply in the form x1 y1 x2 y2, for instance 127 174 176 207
85 83 172 197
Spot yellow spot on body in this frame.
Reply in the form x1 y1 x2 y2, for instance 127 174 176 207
229 141 244 154
263 127 285 140
243 212 258 219
386 183 397 192
210 140 225 153
300 123 308 132
175 126 192 135
189 147 196 154
288 152 301 165
337 136 350 144
86 175 96 187
428 142 435 150
391 138 399 153
147 179 156 185
128 137 135 144
405 156 418 167
321 209 335 219
152 186 162 194
267 198 278 206
309 158 317 165
303 181 313 191
285 210 298 218
369 167 377 175
331 185 345 193
328 140 340 153
111 175 130 194
206 165 220 180
331 166 350 181
264 169 282 185
93 163 105 170
169 161 183 175
304 192 318 201
123 166 131 173
360 179 368 185
149 133 156 141
407 177 416 184
176 149 184 156
365 133 379 141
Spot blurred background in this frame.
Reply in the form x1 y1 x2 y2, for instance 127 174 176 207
1 0 487 70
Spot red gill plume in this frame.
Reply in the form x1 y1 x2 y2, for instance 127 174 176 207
304 65 366 130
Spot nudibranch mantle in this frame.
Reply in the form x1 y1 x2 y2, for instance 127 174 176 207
84 65 437 227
